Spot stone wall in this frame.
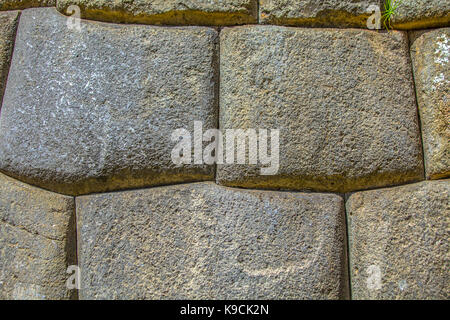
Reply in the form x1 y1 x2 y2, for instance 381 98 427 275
0 1 448 300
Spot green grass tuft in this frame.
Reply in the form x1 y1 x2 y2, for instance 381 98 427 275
382 0 402 30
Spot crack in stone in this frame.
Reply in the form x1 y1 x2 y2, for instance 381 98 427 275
0 218 64 242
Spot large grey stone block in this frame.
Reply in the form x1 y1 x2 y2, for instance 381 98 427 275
218 26 423 193
0 8 218 196
0 172 76 300
411 28 449 180
347 180 449 299
56 0 258 25
0 11 19 105
0 0 55 10
259 0 379 27
392 0 450 30
76 182 348 299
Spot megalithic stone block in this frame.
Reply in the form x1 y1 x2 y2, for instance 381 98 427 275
347 180 449 299
0 0 55 10
0 172 76 300
76 182 348 300
410 28 450 180
0 8 218 196
259 0 380 27
56 0 258 25
391 0 450 30
0 11 19 105
218 26 424 193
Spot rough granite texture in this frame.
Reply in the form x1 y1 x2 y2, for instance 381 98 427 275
218 26 424 193
0 8 218 196
76 182 348 300
0 0 54 10
0 11 19 105
410 28 449 180
392 0 450 30
259 0 380 27
347 180 449 299
0 172 76 300
56 0 258 25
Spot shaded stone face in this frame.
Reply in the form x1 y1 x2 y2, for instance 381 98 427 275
259 0 379 27
347 180 449 300
56 0 258 25
0 10 19 105
391 0 450 30
0 0 54 10
0 8 218 196
76 182 348 300
218 26 423 193
0 172 76 300
411 28 450 180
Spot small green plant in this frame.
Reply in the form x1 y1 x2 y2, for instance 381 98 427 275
382 0 402 30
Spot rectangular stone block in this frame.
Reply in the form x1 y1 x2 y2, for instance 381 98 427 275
0 8 218 196
0 11 19 106
76 182 348 299
218 26 423 193
411 28 449 180
0 0 54 10
56 0 258 25
259 0 378 27
347 180 449 299
392 0 450 30
0 172 76 300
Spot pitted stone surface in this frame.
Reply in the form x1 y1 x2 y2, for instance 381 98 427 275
391 0 450 30
76 182 348 299
0 11 19 105
0 8 218 196
0 172 76 300
347 180 449 299
411 28 450 180
218 26 423 193
259 0 378 27
57 0 257 25
0 0 54 10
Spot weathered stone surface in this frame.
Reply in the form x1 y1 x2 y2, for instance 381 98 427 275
411 28 450 180
76 182 348 299
56 0 257 25
259 0 378 27
0 172 76 300
218 26 423 193
0 11 19 105
347 180 449 299
392 0 450 30
0 8 218 196
0 0 54 10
